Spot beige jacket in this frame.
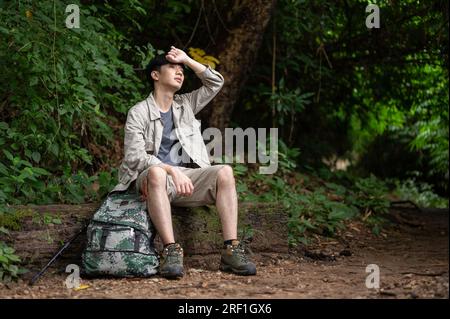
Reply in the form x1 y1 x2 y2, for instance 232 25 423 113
112 65 224 192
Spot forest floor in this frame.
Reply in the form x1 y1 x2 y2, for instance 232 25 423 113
0 206 448 299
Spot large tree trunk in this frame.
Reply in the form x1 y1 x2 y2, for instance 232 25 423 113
6 202 288 271
202 0 276 131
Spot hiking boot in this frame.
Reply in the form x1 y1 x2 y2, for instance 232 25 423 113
159 243 184 279
220 240 256 276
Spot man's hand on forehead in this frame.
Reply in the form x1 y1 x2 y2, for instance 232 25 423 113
166 46 189 64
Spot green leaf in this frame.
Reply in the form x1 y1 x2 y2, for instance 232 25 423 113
32 167 51 176
52 218 62 225
328 203 357 220
0 162 9 175
31 152 41 163
49 143 59 156
3 247 14 255
30 76 39 86
372 225 381 236
8 264 18 274
0 122 9 130
6 255 20 263
74 76 89 85
3 150 13 162
0 26 10 35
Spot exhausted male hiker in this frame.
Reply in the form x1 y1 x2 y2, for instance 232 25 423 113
111 46 256 278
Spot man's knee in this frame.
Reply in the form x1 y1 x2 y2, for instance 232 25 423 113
217 165 235 186
147 166 167 188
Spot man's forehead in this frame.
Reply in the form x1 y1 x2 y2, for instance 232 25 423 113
162 63 184 70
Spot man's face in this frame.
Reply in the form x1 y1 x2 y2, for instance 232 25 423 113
152 63 184 91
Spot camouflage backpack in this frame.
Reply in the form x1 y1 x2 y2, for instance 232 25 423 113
82 189 159 277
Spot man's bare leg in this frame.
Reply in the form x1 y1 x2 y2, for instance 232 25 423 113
216 165 238 241
144 166 184 278
145 166 175 245
216 165 256 275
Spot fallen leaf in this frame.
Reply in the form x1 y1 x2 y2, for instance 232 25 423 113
74 284 90 291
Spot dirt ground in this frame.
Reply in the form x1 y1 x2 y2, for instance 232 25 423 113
1 207 448 299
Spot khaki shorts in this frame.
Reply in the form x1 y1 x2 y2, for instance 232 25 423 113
135 164 228 207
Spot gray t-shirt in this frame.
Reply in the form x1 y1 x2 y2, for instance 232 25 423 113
156 106 182 166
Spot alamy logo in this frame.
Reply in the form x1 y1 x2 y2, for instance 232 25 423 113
365 4 380 29
65 4 80 29
65 264 81 289
365 264 380 289
163 126 279 174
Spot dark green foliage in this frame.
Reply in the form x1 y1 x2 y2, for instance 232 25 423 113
236 0 448 194
0 240 28 282
0 1 145 206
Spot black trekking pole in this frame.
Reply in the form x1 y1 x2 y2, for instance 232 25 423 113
28 224 88 286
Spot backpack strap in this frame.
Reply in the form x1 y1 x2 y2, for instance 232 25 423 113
134 230 142 252
100 229 110 251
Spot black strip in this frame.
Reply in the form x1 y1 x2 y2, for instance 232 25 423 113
90 228 96 245
149 221 157 245
99 229 109 250
134 230 142 252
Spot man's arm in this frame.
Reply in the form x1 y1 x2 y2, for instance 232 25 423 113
166 46 225 115
166 46 206 73
182 64 224 114
140 163 194 199
184 57 207 74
